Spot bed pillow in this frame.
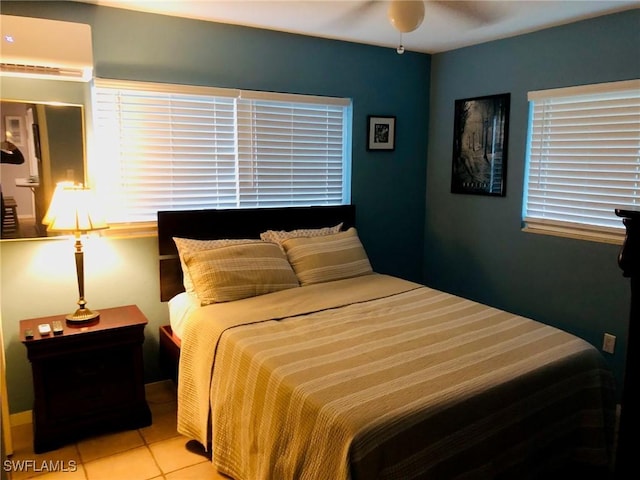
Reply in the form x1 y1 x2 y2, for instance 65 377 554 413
173 237 258 295
260 223 343 248
183 241 300 304
282 227 373 286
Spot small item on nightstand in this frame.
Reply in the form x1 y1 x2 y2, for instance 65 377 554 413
52 321 63 335
38 323 51 336
25 329 34 339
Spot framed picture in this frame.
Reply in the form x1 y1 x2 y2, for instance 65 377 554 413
4 116 25 146
367 115 396 151
451 93 510 196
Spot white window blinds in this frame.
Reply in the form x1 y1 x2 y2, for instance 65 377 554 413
236 96 348 207
92 80 351 224
523 80 640 242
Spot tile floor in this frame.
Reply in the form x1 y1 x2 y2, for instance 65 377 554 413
7 381 230 480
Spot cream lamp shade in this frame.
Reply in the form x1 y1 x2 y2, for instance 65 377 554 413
43 183 108 233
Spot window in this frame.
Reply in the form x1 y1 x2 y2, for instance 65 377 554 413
523 79 640 243
91 80 351 224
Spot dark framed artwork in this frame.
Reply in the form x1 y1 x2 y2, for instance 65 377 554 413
367 115 396 151
451 93 510 196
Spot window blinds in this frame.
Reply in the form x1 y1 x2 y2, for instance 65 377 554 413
236 98 346 207
524 80 640 240
92 80 351 223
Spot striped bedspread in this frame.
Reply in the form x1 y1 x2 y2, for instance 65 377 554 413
177 274 616 479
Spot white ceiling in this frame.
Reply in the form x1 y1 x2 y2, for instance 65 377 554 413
81 0 639 54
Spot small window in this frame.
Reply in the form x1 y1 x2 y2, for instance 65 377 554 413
523 80 640 243
91 80 352 224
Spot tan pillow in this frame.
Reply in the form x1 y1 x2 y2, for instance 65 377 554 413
282 227 373 286
173 237 257 295
260 223 343 248
183 241 299 304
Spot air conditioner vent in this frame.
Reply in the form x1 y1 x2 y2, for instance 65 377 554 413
0 62 87 80
0 15 93 82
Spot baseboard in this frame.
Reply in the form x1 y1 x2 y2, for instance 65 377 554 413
9 410 31 427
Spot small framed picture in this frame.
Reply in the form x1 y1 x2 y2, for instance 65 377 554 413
367 115 396 151
4 116 25 146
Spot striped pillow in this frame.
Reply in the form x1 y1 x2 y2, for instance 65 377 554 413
282 228 373 286
173 237 258 295
183 241 300 304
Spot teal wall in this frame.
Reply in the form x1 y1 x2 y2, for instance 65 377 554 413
1 1 429 413
426 9 640 395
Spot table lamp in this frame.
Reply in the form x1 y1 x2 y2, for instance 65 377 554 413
42 183 108 323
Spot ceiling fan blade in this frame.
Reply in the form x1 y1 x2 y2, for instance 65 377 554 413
431 0 504 25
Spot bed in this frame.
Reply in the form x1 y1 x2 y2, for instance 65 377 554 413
157 205 617 480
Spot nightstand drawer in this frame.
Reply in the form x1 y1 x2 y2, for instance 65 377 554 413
42 347 137 418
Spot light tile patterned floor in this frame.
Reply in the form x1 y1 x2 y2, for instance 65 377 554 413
7 381 230 480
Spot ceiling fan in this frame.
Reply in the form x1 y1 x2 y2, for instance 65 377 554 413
349 1 503 54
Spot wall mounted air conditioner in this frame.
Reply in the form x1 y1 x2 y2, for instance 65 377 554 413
0 15 93 82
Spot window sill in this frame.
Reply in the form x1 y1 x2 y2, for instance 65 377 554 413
522 224 624 245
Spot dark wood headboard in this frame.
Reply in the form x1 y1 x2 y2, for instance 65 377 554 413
157 205 356 301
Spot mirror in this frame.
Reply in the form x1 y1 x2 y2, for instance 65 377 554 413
1 100 85 239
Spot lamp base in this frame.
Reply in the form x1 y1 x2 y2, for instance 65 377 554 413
66 307 100 324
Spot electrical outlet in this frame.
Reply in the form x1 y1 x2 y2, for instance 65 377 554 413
602 333 616 354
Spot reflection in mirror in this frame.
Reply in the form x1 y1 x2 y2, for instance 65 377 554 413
1 100 85 240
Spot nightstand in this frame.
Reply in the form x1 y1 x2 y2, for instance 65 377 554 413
20 305 152 453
